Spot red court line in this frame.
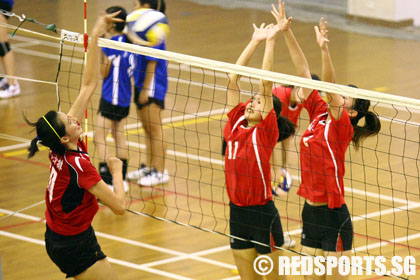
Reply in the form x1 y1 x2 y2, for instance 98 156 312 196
0 153 49 168
0 220 42 231
365 265 420 280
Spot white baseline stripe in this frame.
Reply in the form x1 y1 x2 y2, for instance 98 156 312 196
13 47 84 64
290 174 419 205
354 232 420 252
107 257 193 280
13 41 41 49
0 133 30 143
0 230 45 245
0 229 192 280
0 142 30 152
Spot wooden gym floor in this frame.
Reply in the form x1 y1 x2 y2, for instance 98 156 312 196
1 0 420 279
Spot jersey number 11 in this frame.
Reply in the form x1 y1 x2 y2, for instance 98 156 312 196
227 141 239 160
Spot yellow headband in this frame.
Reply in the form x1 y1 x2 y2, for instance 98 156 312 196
42 116 61 140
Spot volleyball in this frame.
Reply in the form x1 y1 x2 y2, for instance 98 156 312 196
126 8 169 47
272 169 293 197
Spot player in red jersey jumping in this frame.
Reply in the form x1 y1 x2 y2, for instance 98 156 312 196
25 12 126 280
223 5 295 278
276 2 381 278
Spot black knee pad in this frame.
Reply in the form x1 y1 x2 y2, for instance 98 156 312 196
0 42 11 57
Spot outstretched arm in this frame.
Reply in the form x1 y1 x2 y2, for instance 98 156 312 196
68 12 123 123
315 18 334 83
226 24 268 110
272 1 312 101
315 17 344 120
259 24 280 120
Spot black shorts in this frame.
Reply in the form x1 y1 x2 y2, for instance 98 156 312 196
301 202 353 252
98 97 130 121
0 1 12 18
230 200 284 254
45 225 106 278
134 87 165 110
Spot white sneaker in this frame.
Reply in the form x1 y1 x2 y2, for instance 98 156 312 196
139 168 169 186
283 235 296 248
0 82 20 99
127 164 150 180
107 180 130 193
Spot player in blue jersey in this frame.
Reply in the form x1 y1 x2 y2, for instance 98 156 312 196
126 0 170 186
94 6 135 192
0 0 20 98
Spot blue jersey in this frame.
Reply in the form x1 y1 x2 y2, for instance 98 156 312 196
134 42 168 101
102 34 135 107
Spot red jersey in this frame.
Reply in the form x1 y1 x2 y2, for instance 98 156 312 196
272 86 303 126
223 103 279 206
297 91 353 209
45 139 102 235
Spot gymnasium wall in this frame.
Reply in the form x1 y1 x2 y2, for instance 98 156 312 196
186 0 347 13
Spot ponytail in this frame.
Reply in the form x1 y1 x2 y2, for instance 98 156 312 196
350 98 381 149
28 136 40 158
24 110 66 158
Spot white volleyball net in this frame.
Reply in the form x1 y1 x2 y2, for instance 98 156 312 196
54 32 420 279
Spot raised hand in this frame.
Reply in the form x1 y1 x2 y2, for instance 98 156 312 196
251 23 269 42
266 23 281 41
92 11 124 37
314 17 329 49
271 1 292 32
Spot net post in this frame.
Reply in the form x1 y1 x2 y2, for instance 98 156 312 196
0 255 3 280
83 0 88 149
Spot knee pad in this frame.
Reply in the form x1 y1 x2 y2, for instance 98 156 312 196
0 42 11 57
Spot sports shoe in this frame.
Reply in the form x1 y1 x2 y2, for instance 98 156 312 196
107 180 130 193
138 168 169 186
283 235 296 248
0 82 20 99
127 164 150 180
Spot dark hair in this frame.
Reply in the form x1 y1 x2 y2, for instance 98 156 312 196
311 73 320 81
24 110 66 158
273 95 296 142
106 6 127 32
346 85 381 149
138 0 166 13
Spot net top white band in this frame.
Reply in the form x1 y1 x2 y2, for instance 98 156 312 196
98 37 420 111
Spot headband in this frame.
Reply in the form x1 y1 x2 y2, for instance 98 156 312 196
42 116 61 140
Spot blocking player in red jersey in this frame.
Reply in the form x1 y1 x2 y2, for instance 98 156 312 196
224 8 295 279
276 2 381 278
270 74 320 198
25 12 126 280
